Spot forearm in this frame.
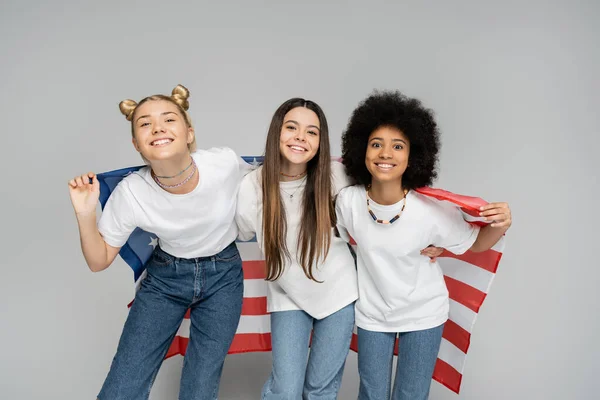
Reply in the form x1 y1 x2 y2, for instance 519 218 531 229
76 213 112 272
470 225 506 253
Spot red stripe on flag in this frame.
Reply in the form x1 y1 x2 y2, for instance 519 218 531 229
350 333 358 352
433 358 462 394
415 187 486 211
241 296 268 315
445 276 486 313
165 333 273 359
165 335 187 359
242 261 266 279
229 333 272 354
441 249 502 274
442 320 471 354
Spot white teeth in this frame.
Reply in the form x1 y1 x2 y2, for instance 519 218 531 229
289 146 306 151
152 139 172 146
377 163 394 168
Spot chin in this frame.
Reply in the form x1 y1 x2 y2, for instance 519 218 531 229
371 174 402 184
283 152 311 165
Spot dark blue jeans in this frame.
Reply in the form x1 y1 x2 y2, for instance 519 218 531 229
98 242 244 400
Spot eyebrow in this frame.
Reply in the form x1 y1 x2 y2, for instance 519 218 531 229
369 137 408 145
284 119 320 131
136 111 178 123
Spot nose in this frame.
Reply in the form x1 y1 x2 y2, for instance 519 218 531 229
378 145 392 159
152 121 165 135
294 129 306 142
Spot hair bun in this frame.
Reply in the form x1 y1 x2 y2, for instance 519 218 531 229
119 99 138 121
171 84 190 111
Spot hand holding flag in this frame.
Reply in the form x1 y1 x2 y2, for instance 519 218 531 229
68 172 100 217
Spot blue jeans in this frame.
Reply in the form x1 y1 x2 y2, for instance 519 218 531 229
357 324 444 400
261 302 355 399
98 242 244 400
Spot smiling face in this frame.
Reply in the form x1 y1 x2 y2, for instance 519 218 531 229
279 106 320 168
365 125 411 185
130 100 194 162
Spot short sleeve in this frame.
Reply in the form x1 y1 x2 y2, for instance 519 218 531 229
433 202 480 255
226 148 258 180
97 181 137 248
235 171 260 242
331 160 352 196
335 186 354 243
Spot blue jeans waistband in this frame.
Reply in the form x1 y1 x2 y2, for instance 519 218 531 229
154 241 237 263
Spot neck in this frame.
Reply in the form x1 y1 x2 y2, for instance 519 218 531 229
368 179 406 205
151 153 192 177
280 158 307 182
150 153 198 194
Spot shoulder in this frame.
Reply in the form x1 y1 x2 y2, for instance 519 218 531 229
240 166 262 194
337 184 364 206
194 147 238 164
330 159 351 194
117 167 151 193
330 159 345 176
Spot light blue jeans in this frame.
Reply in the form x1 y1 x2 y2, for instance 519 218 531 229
357 324 444 400
261 302 355 399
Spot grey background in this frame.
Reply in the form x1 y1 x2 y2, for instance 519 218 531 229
1 0 598 399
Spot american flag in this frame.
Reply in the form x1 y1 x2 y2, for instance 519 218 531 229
96 157 504 394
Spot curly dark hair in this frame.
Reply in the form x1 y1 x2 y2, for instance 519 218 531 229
341 90 440 190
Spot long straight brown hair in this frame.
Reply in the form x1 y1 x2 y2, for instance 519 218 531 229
262 98 336 282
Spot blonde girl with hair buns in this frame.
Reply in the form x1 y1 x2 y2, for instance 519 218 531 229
68 85 248 400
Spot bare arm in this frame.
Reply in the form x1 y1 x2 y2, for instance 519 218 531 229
68 172 120 272
470 202 512 253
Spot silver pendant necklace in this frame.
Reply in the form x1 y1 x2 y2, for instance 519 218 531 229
280 184 302 199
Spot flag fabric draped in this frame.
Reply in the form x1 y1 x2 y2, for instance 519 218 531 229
96 157 504 394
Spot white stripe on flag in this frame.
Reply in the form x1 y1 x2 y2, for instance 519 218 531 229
448 299 478 334
437 337 467 373
238 241 263 260
441 258 495 294
243 279 267 298
491 237 505 253
177 315 272 338
236 315 271 334
461 214 486 223
177 319 190 337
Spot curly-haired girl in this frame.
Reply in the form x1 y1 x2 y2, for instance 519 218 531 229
336 90 512 400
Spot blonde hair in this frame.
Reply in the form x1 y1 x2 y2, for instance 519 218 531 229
119 84 196 153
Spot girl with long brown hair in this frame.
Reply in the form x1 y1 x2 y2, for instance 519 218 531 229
235 98 358 399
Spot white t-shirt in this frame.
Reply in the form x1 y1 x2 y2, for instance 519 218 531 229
98 147 248 258
335 185 480 333
235 161 359 319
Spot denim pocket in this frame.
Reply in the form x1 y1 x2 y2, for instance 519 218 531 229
148 250 173 267
215 244 240 263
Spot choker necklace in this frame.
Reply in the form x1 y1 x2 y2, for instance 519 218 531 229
154 158 194 179
280 170 307 179
152 158 197 189
366 185 408 225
